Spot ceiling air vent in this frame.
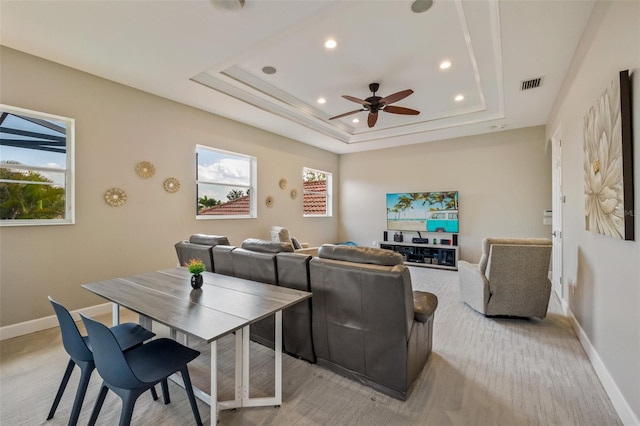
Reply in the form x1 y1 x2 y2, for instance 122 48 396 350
521 77 543 91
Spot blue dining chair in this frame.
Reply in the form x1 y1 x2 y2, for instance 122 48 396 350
80 313 203 426
47 296 156 426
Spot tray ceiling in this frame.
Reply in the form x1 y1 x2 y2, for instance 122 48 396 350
0 0 595 153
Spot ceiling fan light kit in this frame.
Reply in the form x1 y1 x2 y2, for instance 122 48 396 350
329 83 420 128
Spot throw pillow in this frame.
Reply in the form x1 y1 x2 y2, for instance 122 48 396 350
290 236 302 250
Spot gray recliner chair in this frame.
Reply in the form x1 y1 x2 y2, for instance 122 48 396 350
309 244 438 400
174 234 230 272
458 238 552 319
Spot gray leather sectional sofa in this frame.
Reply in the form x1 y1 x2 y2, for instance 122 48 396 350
174 235 438 400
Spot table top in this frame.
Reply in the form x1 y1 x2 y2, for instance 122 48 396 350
82 267 312 343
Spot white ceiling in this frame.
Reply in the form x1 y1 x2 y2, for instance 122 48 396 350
0 0 595 154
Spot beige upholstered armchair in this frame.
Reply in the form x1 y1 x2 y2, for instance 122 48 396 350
458 238 552 319
270 226 319 256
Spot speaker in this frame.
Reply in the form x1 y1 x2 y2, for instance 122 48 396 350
383 231 388 241
452 234 458 246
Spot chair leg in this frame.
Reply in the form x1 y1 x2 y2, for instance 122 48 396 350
118 391 142 426
161 379 170 404
180 368 203 426
68 361 94 426
47 359 75 420
150 385 158 401
87 384 109 426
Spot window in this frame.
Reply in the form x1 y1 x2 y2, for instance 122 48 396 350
303 167 332 217
0 105 75 226
196 145 256 219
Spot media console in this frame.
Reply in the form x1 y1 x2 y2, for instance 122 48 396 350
380 241 459 271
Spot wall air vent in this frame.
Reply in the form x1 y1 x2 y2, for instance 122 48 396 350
521 77 543 91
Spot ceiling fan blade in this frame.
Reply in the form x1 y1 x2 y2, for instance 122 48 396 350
379 89 414 105
383 105 420 115
328 109 365 120
342 95 372 106
368 112 378 128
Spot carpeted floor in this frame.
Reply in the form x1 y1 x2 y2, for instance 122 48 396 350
0 266 621 425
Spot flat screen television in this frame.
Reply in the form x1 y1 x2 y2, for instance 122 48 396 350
386 191 459 232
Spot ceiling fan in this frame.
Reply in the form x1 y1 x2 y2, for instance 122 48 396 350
329 83 420 128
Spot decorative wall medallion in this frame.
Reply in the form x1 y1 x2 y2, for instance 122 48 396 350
135 161 155 178
290 189 298 199
279 178 287 189
163 177 180 193
265 195 274 207
104 187 127 206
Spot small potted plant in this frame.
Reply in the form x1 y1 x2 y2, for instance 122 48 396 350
186 258 205 289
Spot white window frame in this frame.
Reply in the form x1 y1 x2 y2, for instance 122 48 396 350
195 144 256 220
303 166 332 217
0 104 75 227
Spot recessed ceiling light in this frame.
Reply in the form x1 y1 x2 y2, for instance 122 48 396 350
317 98 326 104
262 66 276 75
455 95 464 102
440 61 451 70
352 118 359 123
411 0 434 13
324 39 337 49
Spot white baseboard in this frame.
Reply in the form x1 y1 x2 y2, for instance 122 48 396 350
0 302 112 341
561 298 640 426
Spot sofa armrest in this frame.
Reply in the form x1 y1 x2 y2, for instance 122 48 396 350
458 260 490 314
295 247 319 257
413 291 438 323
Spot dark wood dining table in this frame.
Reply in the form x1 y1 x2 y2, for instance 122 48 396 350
82 267 312 424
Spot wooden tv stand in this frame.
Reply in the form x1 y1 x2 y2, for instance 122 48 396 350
380 241 459 270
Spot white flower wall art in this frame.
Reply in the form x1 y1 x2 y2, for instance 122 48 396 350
583 70 634 240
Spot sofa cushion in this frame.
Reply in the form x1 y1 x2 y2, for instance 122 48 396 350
241 238 294 253
189 234 230 246
318 244 403 266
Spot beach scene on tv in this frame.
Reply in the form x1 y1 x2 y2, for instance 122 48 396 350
386 191 459 232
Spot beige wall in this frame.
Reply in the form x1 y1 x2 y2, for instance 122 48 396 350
546 1 640 422
339 126 552 262
0 46 339 326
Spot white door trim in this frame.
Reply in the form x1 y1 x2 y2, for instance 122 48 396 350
551 126 564 300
